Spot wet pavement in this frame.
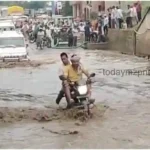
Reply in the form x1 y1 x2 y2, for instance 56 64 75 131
0 45 150 148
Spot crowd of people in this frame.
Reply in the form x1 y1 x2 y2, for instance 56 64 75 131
106 1 142 29
17 1 143 48
20 16 108 49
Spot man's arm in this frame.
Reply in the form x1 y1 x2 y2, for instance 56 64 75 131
81 64 90 78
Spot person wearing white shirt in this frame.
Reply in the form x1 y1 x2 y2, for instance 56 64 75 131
32 24 35 31
111 6 116 28
132 4 138 25
50 23 54 30
129 6 134 27
114 7 118 28
79 23 84 38
79 23 85 32
116 6 123 29
45 26 52 47
104 14 109 35
126 5 132 28
72 27 79 46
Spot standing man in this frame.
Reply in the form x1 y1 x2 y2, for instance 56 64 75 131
107 8 112 28
67 27 73 47
21 21 29 41
116 6 123 29
111 6 116 28
104 14 109 36
126 5 133 28
136 1 142 22
45 25 51 47
133 3 138 25
72 26 78 46
84 22 90 42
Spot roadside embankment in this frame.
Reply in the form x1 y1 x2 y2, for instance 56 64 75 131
108 29 135 55
0 59 56 69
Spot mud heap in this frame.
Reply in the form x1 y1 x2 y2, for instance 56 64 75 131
0 59 56 69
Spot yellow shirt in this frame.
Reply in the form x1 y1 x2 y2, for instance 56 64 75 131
64 64 88 82
58 64 71 76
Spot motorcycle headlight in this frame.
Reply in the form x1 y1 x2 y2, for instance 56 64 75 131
78 85 88 95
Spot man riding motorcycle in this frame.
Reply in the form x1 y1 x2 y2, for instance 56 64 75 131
60 54 94 109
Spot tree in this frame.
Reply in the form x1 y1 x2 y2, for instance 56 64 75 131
62 1 73 16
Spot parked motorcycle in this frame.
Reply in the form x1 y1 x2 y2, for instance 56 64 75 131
39 38 45 50
29 31 36 43
45 37 51 48
60 73 95 115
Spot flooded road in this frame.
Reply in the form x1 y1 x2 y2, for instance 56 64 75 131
0 46 150 148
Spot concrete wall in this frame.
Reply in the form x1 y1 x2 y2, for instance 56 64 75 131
136 10 150 56
108 29 135 55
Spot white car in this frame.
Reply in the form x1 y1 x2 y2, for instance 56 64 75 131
0 21 15 31
0 30 29 61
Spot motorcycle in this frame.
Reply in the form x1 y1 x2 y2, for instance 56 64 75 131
45 37 51 48
60 73 95 115
29 31 36 43
90 31 98 43
39 37 46 50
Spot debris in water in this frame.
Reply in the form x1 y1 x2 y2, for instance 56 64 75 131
0 112 4 119
74 121 83 126
33 113 60 122
42 127 79 135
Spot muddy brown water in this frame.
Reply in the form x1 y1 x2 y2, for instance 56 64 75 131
0 46 150 148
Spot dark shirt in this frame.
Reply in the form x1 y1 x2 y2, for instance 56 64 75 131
84 25 90 35
68 29 73 37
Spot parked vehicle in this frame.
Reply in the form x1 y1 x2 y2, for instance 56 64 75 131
0 30 29 62
0 21 15 31
29 31 36 43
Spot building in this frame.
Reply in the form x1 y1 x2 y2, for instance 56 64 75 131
71 1 147 20
71 1 131 20
71 1 105 20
